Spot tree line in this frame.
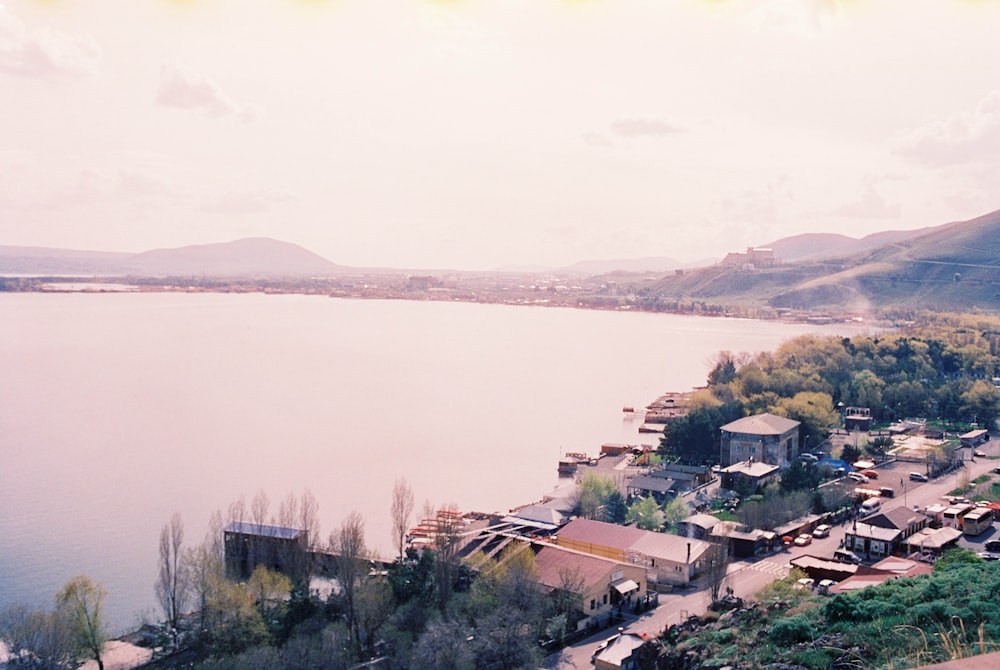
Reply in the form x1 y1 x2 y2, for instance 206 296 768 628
661 327 1000 467
0 478 581 669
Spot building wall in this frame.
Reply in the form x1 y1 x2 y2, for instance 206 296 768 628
576 564 647 631
723 428 798 468
556 537 626 563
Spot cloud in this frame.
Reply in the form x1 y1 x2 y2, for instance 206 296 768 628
0 9 101 78
892 90 1000 166
610 116 682 138
156 65 261 122
833 179 900 219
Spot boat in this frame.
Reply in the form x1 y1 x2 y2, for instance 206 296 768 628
557 458 578 475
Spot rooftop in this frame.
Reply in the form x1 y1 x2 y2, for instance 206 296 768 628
721 412 800 436
223 521 304 540
532 544 634 593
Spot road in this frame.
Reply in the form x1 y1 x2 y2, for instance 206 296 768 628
543 439 1000 669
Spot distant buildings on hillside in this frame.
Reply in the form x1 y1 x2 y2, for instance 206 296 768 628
720 246 776 269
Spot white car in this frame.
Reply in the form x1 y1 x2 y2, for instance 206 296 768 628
847 472 869 483
813 524 832 538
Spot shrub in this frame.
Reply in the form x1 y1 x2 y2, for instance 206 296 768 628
769 614 816 645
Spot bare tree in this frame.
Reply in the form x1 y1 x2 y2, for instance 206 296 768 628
0 604 74 669
251 490 270 569
155 512 189 638
390 477 415 561
552 565 587 634
251 489 270 529
56 575 109 670
330 510 369 650
185 542 224 636
703 540 732 607
205 508 225 562
433 502 463 613
278 491 299 530
298 488 320 551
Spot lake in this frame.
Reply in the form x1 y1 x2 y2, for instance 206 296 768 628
0 293 871 630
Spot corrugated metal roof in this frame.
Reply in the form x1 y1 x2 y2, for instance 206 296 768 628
223 521 303 540
557 518 646 550
533 545 630 592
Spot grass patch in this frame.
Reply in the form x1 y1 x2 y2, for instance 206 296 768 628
788 648 838 670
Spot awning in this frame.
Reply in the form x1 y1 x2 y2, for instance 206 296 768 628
612 579 639 595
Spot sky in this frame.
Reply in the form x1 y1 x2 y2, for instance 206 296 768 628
1 0 999 271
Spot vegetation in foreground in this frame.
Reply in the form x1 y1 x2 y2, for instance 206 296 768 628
652 549 1000 670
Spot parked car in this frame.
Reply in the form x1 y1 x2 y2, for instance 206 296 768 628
984 539 1000 552
879 486 895 498
860 469 879 479
817 579 837 595
834 549 863 564
977 552 1000 561
813 524 832 538
909 472 929 482
799 453 818 463
794 533 813 546
847 472 869 483
975 450 987 458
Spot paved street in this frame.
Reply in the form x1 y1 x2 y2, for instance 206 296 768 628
543 437 1000 669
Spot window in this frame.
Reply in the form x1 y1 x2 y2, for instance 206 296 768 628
603 594 608 605
590 599 595 610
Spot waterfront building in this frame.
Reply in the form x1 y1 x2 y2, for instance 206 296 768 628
719 413 800 469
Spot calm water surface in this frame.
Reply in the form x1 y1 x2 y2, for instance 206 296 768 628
0 293 871 629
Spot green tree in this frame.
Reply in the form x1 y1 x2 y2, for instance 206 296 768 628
960 379 1000 429
247 565 292 626
779 460 820 493
205 578 269 653
707 351 738 385
626 496 664 531
662 496 690 531
604 489 628 524
849 370 885 414
470 545 543 670
660 402 743 465
773 391 839 446
933 547 983 572
56 575 109 670
575 471 620 521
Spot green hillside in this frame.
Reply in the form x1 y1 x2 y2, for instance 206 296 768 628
646 209 1000 314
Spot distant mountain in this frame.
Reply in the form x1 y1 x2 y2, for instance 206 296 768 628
120 238 346 276
0 246 130 274
644 207 1000 312
760 227 944 263
0 238 348 277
